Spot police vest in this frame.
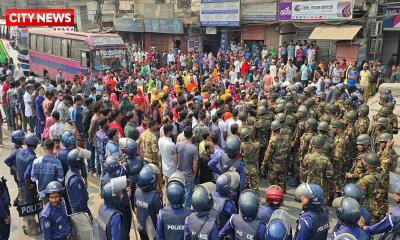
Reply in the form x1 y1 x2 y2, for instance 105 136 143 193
212 194 230 230
16 149 30 186
126 156 143 183
295 209 329 240
232 214 261 240
332 225 369 240
98 203 124 240
186 213 217 240
221 155 241 174
134 188 157 231
57 149 70 175
381 207 400 240
162 206 191 240
65 170 88 212
256 206 275 224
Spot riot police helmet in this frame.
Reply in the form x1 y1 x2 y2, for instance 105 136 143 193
104 156 121 175
137 164 159 191
317 92 326 100
216 172 240 197
266 185 284 207
259 99 268 107
166 181 185 209
225 136 241 158
45 181 63 195
325 103 338 113
239 190 259 221
341 183 363 203
191 182 215 214
275 104 285 114
297 105 308 118
60 130 76 148
103 176 127 206
11 130 25 145
240 127 251 141
334 196 361 226
67 148 91 169
125 138 138 156
24 133 39 147
265 220 287 240
295 183 324 209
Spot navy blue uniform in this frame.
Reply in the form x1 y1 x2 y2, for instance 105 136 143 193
295 208 329 240
184 213 219 240
257 205 277 224
65 169 90 214
219 214 266 240
212 192 237 230
157 206 191 240
0 178 10 240
98 203 124 240
4 145 20 184
331 225 369 240
365 206 400 236
39 200 71 240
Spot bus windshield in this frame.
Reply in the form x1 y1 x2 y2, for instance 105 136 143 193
92 48 127 71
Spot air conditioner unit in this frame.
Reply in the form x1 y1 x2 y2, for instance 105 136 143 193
370 38 383 53
370 21 382 37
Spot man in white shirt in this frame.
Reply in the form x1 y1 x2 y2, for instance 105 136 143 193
270 59 277 78
23 84 34 132
158 124 177 190
49 111 65 139
284 59 298 82
13 63 24 81
234 58 240 73
167 51 175 66
261 45 269 59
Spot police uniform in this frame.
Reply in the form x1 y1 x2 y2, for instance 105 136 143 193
157 206 191 240
218 214 266 240
212 191 237 230
295 208 329 240
331 225 369 240
40 199 71 240
0 177 11 239
364 206 400 237
184 212 219 240
4 144 21 184
98 202 125 240
65 169 90 214
257 205 277 224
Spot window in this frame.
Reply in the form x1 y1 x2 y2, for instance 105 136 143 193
36 35 44 52
44 36 52 54
53 37 61 56
81 51 90 68
71 40 84 60
61 38 71 58
29 34 36 51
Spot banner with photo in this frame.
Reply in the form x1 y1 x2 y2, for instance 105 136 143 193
279 0 353 21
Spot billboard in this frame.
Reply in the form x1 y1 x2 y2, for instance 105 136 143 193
200 0 240 27
279 0 353 21
383 7 400 31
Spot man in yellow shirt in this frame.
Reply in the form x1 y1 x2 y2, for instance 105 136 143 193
360 63 372 103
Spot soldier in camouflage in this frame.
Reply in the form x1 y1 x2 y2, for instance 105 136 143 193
304 98 318 119
346 134 372 182
262 120 290 192
268 92 279 113
386 103 398 134
343 111 358 171
285 102 298 135
316 92 327 120
292 105 309 186
325 103 340 124
333 89 346 119
355 104 370 136
376 132 398 221
369 117 392 151
356 152 381 224
244 103 257 126
254 105 272 168
315 121 334 158
240 127 260 192
331 119 348 197
238 111 254 140
302 135 333 202
299 118 318 182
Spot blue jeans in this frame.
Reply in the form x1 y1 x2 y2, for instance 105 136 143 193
184 181 194 208
85 140 96 171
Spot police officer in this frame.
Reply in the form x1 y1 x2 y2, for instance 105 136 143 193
264 209 293 240
340 183 370 227
65 148 92 216
134 164 163 240
4 130 25 186
157 172 191 240
98 176 130 240
359 179 400 238
294 183 329 240
219 189 266 239
213 172 238 231
257 185 284 224
0 177 11 240
331 196 369 239
16 133 41 236
40 181 71 240
184 182 219 240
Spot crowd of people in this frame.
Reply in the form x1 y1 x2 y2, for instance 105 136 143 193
0 40 399 240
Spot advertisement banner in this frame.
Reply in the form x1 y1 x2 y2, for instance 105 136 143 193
200 0 240 27
241 0 277 22
144 19 183 34
383 7 400 31
279 0 353 21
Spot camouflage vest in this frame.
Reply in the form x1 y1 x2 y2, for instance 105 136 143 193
241 141 260 167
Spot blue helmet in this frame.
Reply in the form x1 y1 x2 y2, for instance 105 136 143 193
24 133 39 146
45 181 63 195
60 130 76 149
125 139 138 156
166 181 185 209
225 136 241 158
11 130 25 145
216 172 240 197
239 190 259 221
67 148 90 169
265 220 287 240
103 156 121 175
137 164 159 191
295 183 324 209
103 176 127 206
335 196 361 226
341 183 363 203
191 182 215 214
107 143 120 158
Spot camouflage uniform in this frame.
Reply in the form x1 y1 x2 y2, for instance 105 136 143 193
347 151 368 183
299 132 316 181
263 134 289 191
333 132 348 193
355 116 370 136
388 113 398 134
254 115 272 165
335 99 346 119
317 132 334 158
137 129 159 164
344 125 357 171
357 170 381 223
293 118 307 181
303 151 333 201
241 140 260 192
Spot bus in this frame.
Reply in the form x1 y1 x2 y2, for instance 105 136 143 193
28 29 128 80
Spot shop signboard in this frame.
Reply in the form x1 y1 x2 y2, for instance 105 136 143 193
144 19 183 34
200 0 240 27
383 7 400 31
279 0 353 21
113 18 144 32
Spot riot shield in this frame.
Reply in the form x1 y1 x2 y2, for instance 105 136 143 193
267 209 292 235
69 212 94 240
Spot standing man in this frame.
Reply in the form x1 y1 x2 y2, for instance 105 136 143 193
137 119 159 165
359 63 371 103
240 128 260 192
95 117 110 176
176 126 199 208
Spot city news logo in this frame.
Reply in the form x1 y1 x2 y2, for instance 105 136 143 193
6 9 74 27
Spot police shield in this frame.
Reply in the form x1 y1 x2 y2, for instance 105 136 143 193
333 233 357 240
145 216 156 240
267 209 292 236
69 212 94 240
389 172 400 194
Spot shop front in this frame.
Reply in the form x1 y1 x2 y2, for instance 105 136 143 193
143 18 185 52
113 18 145 47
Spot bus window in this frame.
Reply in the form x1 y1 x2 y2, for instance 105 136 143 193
61 38 71 58
44 36 52 54
30 34 36 51
71 40 83 61
36 35 44 52
81 51 90 68
53 37 61 56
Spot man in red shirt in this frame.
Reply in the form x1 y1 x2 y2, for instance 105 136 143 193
263 69 273 92
109 110 124 137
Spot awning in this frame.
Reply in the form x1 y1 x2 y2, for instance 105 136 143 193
309 25 362 40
